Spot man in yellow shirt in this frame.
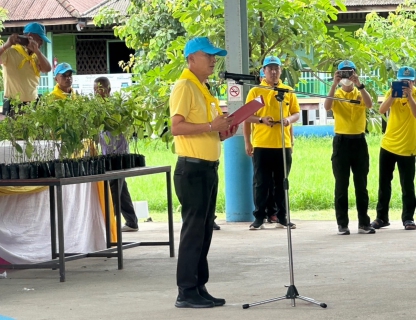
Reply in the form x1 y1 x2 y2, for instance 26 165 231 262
372 66 416 230
243 56 300 230
50 63 76 99
170 37 236 308
324 60 374 235
0 22 52 116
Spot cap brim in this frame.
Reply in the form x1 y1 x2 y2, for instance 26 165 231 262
55 68 76 76
203 47 227 56
398 76 415 81
40 35 51 43
263 63 280 67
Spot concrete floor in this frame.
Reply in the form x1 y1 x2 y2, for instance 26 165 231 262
1 219 416 320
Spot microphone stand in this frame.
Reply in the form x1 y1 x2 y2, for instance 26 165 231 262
227 80 347 310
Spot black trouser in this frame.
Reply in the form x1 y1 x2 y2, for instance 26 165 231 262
376 148 415 224
253 173 276 217
331 134 370 227
174 157 219 291
109 179 138 228
252 148 292 222
2 97 39 117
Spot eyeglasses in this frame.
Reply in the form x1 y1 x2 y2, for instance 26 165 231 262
59 73 73 78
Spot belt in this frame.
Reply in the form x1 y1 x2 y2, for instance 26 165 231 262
335 133 365 139
178 156 219 167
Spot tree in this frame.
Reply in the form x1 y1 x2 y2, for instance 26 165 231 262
94 0 416 139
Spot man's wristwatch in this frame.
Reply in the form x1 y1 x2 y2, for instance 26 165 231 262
259 117 263 123
357 84 365 90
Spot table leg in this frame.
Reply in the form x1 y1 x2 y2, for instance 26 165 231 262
114 179 123 269
166 171 175 257
56 185 66 282
49 186 57 261
104 181 111 248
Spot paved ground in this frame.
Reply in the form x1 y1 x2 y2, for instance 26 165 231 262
1 219 416 320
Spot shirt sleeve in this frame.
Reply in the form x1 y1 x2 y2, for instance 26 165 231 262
246 88 256 104
1 47 10 65
170 80 193 119
288 92 300 115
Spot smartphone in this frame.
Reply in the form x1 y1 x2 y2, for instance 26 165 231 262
392 81 409 98
339 69 353 79
17 35 29 46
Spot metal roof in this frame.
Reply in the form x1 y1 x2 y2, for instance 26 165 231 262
0 0 104 21
82 0 130 18
345 0 403 5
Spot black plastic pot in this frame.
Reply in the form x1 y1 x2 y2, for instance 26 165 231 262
83 159 90 176
133 154 146 167
111 154 123 170
48 161 55 177
123 154 132 169
29 163 39 179
97 157 105 174
10 164 19 179
1 164 11 180
64 162 72 178
104 155 112 171
79 160 86 176
39 162 51 178
54 162 65 178
18 164 30 179
72 161 80 177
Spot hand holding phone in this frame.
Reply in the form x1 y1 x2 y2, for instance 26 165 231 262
392 81 409 98
339 70 354 79
17 35 29 46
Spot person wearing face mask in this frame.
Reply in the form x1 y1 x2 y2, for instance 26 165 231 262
243 56 300 230
324 60 374 235
371 66 416 231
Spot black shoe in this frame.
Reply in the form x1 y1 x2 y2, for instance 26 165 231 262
213 221 221 230
175 288 214 308
249 218 264 230
198 286 226 306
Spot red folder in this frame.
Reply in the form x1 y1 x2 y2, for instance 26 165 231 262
228 96 265 126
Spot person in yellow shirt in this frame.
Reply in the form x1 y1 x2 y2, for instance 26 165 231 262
50 63 76 99
371 66 416 231
243 56 300 230
170 37 236 309
0 22 52 117
244 68 295 225
324 60 374 235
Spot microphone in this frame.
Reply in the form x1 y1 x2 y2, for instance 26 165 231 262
219 71 258 82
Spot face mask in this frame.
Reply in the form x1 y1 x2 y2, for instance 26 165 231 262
340 79 353 86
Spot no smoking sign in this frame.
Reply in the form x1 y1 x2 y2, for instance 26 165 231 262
227 81 243 101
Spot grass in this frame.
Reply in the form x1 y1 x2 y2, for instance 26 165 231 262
126 135 405 222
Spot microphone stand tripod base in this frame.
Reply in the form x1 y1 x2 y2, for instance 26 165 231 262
242 285 327 309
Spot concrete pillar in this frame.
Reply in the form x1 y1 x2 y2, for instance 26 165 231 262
224 0 253 222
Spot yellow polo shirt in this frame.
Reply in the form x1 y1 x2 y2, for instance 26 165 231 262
2 47 39 101
50 84 76 100
332 87 367 134
381 88 416 156
246 81 300 148
169 79 221 161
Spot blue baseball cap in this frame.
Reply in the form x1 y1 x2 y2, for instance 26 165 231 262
263 56 281 67
259 69 265 77
397 66 415 81
23 22 51 43
184 37 227 58
54 63 76 77
338 60 356 70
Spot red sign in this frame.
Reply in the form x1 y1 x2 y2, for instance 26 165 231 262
229 86 240 97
